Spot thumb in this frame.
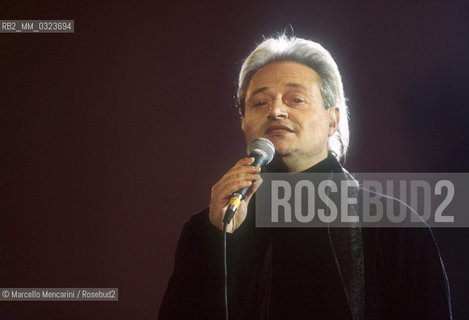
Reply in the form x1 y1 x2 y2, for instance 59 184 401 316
244 176 263 204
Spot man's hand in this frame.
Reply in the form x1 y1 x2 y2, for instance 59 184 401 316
209 157 263 233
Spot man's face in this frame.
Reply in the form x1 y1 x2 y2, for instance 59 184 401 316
242 61 339 169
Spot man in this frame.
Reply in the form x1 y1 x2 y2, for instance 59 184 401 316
159 35 451 319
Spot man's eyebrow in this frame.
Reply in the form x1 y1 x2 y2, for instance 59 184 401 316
249 87 268 98
286 83 308 91
249 83 308 98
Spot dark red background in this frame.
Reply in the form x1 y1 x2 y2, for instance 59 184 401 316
1 1 468 319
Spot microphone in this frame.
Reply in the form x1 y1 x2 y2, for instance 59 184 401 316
223 137 275 225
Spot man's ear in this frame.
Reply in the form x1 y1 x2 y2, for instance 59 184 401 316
328 107 340 136
240 116 245 131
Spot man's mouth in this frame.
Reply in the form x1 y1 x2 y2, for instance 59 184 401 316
264 125 294 136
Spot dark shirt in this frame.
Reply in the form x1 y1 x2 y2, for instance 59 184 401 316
261 154 351 318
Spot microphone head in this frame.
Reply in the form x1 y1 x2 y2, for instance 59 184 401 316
247 137 275 165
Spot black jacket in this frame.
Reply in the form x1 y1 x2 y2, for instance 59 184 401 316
159 155 452 319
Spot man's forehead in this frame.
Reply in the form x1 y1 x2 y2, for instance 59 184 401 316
249 83 309 98
246 61 321 96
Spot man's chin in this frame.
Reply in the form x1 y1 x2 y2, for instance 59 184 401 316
256 136 293 156
273 148 292 157
271 142 293 156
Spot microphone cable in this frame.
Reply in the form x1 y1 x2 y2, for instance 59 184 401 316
223 221 229 320
220 137 274 320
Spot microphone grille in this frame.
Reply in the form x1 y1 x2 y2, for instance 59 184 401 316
247 137 275 164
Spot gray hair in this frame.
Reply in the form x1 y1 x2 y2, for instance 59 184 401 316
236 35 349 161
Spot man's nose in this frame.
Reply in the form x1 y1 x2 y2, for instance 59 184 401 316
268 97 288 120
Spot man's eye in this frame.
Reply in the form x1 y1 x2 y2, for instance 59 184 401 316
254 101 266 106
292 98 304 103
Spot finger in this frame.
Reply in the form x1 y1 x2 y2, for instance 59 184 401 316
233 157 255 168
228 164 260 177
223 172 261 183
216 179 255 199
225 165 261 179
213 167 259 190
217 172 260 192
